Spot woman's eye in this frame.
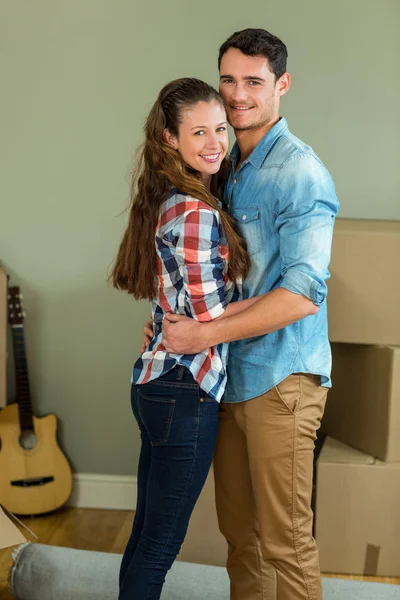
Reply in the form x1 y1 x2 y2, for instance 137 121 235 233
216 127 227 132
194 130 205 136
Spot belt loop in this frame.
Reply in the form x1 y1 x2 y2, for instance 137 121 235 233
176 365 186 381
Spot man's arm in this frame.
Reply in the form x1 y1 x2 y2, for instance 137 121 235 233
162 153 339 355
162 288 315 353
143 294 263 352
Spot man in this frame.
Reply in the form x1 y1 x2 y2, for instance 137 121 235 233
158 29 339 600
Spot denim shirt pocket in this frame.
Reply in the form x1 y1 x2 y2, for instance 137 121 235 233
232 207 262 256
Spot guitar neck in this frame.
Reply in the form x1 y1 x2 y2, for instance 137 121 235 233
11 326 34 432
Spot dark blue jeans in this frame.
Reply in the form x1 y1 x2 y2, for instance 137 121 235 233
118 365 219 600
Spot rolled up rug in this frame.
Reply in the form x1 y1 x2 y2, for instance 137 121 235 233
8 542 400 600
9 542 229 600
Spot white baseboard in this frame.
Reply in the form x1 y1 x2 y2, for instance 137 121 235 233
67 473 137 510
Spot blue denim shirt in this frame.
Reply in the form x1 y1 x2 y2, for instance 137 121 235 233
223 117 339 403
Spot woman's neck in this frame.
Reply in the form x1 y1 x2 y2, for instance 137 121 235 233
200 172 212 189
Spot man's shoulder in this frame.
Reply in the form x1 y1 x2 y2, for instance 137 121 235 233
266 129 321 168
267 132 333 190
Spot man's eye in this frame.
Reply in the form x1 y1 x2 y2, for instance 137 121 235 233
221 79 233 84
249 81 260 85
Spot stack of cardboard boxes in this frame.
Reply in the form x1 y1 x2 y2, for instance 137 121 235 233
0 265 7 411
316 219 400 577
0 265 23 550
0 264 37 550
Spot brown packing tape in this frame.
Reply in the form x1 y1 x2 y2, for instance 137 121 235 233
363 543 380 576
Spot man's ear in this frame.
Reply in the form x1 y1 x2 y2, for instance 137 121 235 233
163 129 179 149
277 72 291 97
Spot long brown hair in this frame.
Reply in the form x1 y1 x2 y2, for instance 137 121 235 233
111 78 250 299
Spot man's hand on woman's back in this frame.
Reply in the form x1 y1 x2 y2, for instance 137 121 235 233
140 315 154 353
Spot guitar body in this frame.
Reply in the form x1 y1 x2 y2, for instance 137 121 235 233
0 403 73 515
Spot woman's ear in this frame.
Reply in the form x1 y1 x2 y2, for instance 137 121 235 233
163 129 178 150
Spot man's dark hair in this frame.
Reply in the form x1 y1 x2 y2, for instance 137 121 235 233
218 28 288 79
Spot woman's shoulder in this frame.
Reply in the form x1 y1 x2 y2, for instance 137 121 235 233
159 190 217 229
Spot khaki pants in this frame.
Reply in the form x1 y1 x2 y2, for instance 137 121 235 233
214 373 328 600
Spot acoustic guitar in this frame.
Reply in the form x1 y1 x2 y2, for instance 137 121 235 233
0 285 73 515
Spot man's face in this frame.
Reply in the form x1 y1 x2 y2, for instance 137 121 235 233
219 48 284 132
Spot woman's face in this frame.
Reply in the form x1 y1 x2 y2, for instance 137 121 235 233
166 99 229 184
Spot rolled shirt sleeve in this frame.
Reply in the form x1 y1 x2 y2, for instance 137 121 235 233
173 207 228 322
274 154 340 306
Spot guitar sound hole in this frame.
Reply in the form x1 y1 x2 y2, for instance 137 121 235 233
19 430 37 450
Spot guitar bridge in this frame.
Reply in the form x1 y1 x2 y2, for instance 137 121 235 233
11 476 55 487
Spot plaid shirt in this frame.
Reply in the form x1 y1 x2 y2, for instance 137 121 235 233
133 190 240 402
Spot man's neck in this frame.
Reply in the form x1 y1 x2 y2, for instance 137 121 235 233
234 116 280 169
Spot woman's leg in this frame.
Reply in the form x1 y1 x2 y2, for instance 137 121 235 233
119 385 151 586
119 367 219 600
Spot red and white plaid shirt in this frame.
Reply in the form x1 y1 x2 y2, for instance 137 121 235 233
133 189 240 402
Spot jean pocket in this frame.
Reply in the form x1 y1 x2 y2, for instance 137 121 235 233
232 206 262 256
137 389 176 446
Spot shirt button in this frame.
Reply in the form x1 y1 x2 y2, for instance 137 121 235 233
200 397 205 403
233 179 237 184
242 215 247 221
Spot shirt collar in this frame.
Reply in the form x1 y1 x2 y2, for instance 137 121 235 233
230 117 288 170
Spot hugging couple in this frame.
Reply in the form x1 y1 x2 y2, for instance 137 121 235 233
112 27 339 600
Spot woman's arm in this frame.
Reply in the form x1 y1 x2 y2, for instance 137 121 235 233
173 207 233 323
141 202 252 351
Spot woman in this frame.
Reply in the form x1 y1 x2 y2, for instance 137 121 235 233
112 78 257 600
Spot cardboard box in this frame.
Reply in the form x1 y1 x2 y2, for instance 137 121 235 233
322 343 400 462
327 219 400 345
0 505 29 549
179 467 227 567
316 437 400 577
0 265 7 408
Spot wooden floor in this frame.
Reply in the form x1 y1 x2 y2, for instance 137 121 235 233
1 507 399 598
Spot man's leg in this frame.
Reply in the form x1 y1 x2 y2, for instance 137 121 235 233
245 373 327 600
214 401 276 600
